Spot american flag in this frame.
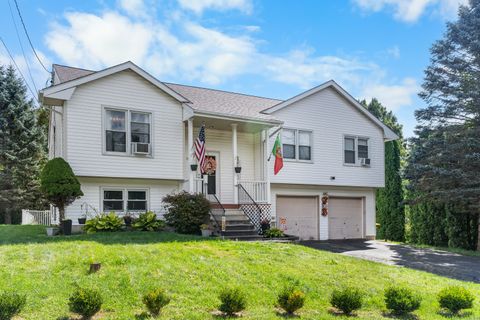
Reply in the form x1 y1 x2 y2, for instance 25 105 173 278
195 124 206 173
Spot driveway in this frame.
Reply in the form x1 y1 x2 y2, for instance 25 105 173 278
300 240 480 283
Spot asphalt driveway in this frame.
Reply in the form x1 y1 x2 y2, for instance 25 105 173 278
300 240 480 283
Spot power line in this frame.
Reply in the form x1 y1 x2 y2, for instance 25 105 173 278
0 37 39 104
7 0 38 93
13 0 49 73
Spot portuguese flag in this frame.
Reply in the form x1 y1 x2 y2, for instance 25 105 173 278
271 134 283 175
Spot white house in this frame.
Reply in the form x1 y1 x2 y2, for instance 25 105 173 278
40 61 398 240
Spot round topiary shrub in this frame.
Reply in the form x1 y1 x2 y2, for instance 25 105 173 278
142 288 171 317
163 192 210 234
0 291 26 320
384 286 421 315
68 286 103 319
330 287 363 315
438 286 474 314
277 285 306 315
218 288 247 316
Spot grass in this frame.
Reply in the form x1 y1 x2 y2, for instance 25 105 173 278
1 225 480 319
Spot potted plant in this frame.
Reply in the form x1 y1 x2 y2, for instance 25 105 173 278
200 224 213 237
123 212 134 227
190 163 198 171
234 157 242 174
46 225 59 236
260 218 271 234
78 214 87 225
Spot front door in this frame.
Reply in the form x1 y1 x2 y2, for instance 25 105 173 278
204 152 220 199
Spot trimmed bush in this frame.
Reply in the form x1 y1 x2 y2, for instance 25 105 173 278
68 286 103 319
83 212 123 233
0 291 26 320
142 288 171 317
264 228 284 238
163 192 210 234
277 285 305 315
218 288 247 316
438 286 474 314
133 211 166 231
330 287 363 315
385 286 421 315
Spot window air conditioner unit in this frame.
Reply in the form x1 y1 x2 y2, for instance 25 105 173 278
360 158 371 166
132 142 150 155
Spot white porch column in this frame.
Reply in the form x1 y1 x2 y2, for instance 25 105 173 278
232 123 238 204
263 129 271 204
187 119 194 193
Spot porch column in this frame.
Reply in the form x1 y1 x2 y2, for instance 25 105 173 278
232 123 238 204
263 129 271 204
188 118 194 193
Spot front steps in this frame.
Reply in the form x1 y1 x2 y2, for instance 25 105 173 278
211 208 264 241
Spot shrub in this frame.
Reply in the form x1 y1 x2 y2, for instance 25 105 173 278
277 285 306 315
264 228 284 238
330 287 363 315
0 291 26 320
163 192 210 234
83 212 123 233
218 288 247 316
384 286 421 315
133 211 165 231
68 286 103 319
438 286 474 314
142 288 171 317
40 157 83 222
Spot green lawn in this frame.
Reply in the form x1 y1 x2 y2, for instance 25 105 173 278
1 225 480 320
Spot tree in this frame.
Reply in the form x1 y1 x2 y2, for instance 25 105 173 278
360 98 405 241
40 157 83 222
0 65 47 223
406 0 480 250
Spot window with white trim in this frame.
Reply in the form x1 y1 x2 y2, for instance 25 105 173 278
358 138 369 159
105 110 126 152
102 189 148 212
282 129 312 161
344 136 370 165
131 112 150 144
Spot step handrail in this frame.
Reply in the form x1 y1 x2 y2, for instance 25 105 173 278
237 183 263 234
209 194 225 236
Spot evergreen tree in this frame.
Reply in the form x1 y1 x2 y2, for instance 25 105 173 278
406 0 480 250
360 99 405 241
0 65 47 223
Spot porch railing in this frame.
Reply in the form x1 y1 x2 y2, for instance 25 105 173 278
238 180 268 203
238 183 270 233
194 177 205 194
22 209 59 226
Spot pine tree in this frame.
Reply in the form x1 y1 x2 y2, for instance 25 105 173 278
360 99 405 241
0 65 47 223
407 0 480 250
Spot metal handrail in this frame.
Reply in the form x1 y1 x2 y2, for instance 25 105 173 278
238 183 263 233
209 193 225 236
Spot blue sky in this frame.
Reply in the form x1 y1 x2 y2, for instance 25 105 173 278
0 0 468 137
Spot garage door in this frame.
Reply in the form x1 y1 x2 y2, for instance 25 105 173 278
328 197 363 239
276 196 318 240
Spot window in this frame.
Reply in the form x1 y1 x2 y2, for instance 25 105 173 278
298 131 312 161
358 138 369 159
103 190 124 211
344 137 355 164
105 110 126 152
282 129 313 161
104 108 152 155
103 188 148 212
282 129 296 159
127 190 147 211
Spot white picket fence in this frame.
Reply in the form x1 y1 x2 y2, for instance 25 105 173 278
22 209 59 226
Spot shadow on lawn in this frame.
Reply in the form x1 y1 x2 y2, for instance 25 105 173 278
0 225 215 246
300 240 480 283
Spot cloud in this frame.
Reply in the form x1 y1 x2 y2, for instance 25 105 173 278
360 78 419 111
387 45 400 59
353 0 468 22
177 0 252 14
118 0 148 18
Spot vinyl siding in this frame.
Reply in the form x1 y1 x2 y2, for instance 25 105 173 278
65 177 180 222
271 184 376 239
64 70 184 180
269 87 385 188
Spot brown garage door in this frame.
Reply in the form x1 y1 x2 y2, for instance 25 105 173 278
328 197 363 239
276 196 318 240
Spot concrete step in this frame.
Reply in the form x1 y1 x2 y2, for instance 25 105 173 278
225 224 255 231
212 214 249 221
223 234 265 241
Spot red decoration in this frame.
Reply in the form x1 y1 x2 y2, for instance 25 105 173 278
321 193 329 216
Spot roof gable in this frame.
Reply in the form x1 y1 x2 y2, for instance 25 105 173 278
262 80 399 141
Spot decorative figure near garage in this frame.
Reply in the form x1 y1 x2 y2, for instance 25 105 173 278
279 216 287 231
321 192 329 216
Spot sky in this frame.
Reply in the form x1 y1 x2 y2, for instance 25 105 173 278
0 0 469 137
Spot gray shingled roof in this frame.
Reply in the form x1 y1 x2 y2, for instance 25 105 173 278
51 64 282 122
